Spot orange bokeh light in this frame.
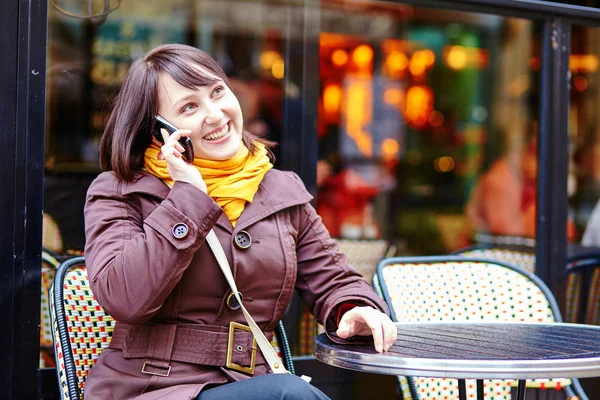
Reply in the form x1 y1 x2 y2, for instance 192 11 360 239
381 138 401 159
352 45 374 69
445 46 468 70
385 51 409 76
323 84 342 116
405 85 433 127
331 49 349 67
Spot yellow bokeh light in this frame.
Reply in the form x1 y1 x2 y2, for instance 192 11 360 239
381 138 400 158
260 50 281 70
434 156 456 172
405 85 433 127
345 80 373 157
446 46 467 70
570 55 599 73
385 51 409 75
331 49 349 67
352 45 374 69
271 60 285 79
323 84 342 115
422 49 436 66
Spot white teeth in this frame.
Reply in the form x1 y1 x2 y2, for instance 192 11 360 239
204 124 229 141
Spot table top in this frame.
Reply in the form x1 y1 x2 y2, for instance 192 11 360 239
315 322 600 379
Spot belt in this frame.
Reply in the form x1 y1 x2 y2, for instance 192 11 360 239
110 322 266 375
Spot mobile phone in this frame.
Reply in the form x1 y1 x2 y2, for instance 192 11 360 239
153 115 195 162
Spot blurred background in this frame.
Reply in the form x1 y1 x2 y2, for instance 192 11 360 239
43 0 600 366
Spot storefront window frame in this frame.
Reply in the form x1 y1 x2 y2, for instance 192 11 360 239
3 0 600 398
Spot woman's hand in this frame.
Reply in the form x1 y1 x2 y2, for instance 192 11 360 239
336 306 397 353
159 128 207 192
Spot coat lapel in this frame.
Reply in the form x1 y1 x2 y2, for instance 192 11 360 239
118 170 312 233
234 170 313 232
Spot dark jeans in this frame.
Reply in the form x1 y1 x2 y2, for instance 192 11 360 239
197 374 330 400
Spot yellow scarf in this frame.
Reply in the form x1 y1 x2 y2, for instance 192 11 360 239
144 141 273 226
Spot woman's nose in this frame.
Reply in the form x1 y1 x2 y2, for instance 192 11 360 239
204 103 224 125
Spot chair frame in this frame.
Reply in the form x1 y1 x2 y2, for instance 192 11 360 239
50 256 296 400
376 255 586 400
51 256 86 400
566 256 600 325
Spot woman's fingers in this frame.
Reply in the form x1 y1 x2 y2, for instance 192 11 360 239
382 316 397 351
160 128 170 143
360 308 385 352
160 129 191 162
336 307 398 353
160 128 192 143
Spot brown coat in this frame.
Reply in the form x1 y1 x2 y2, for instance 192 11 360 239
83 168 389 400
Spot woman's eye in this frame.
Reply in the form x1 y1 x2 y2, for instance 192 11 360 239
182 103 197 113
212 86 225 97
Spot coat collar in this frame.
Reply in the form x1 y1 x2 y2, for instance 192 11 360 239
121 169 313 233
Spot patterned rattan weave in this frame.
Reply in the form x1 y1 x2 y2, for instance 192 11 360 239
50 257 116 400
456 247 536 274
376 256 587 400
41 249 62 368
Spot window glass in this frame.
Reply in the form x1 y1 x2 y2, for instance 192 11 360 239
317 2 541 256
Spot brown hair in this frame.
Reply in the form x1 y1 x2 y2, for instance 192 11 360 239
99 43 274 181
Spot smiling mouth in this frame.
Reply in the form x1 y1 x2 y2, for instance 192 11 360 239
203 122 230 141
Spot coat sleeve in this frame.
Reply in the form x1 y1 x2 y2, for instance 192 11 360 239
293 201 390 343
84 173 223 324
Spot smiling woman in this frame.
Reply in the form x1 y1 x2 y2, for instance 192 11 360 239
99 44 273 182
82 43 396 400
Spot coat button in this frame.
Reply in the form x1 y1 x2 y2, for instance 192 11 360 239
233 230 252 250
226 291 243 310
172 223 189 239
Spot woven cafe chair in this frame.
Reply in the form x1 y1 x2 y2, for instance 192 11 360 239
376 256 586 400
456 244 600 326
40 247 62 367
49 257 295 400
473 232 536 248
565 251 600 325
335 239 391 283
453 244 536 274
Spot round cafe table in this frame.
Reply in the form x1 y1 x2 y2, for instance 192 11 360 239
315 322 600 400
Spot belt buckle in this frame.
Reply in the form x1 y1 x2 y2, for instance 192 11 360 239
226 321 257 375
141 361 171 377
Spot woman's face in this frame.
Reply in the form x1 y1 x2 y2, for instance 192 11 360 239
156 66 243 161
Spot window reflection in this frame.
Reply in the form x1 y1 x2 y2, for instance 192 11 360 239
317 3 541 255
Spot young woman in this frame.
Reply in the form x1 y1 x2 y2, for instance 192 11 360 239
83 43 396 399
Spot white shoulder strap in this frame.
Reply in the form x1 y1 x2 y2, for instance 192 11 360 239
205 230 289 374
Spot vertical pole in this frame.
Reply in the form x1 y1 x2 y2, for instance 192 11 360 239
281 0 320 196
0 0 48 398
280 0 321 354
537 18 571 313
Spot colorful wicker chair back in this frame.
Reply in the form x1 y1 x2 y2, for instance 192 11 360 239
50 257 115 400
566 256 600 325
49 257 295 400
335 239 390 283
41 248 62 367
376 256 585 400
455 246 536 274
